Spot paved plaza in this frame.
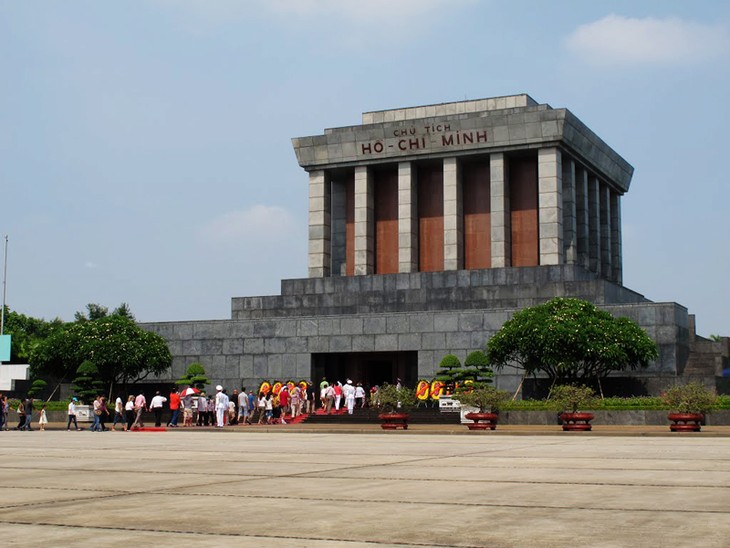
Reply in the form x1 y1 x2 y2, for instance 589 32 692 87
0 428 728 547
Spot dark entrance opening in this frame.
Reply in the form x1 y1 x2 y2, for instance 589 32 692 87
311 351 418 391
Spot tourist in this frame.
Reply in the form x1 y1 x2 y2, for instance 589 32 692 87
99 396 110 431
272 391 283 424
168 388 181 427
22 395 34 431
214 385 228 428
319 377 329 410
334 382 343 411
279 386 289 418
132 391 146 429
91 396 102 432
229 389 239 425
228 390 237 425
324 383 335 414
290 385 301 419
182 398 193 426
247 390 256 424
112 395 125 431
196 394 207 426
124 395 135 431
38 404 48 431
149 391 167 427
306 383 316 414
264 392 273 424
67 397 80 430
238 387 249 425
256 392 267 424
355 383 366 408
0 393 7 430
13 397 24 430
343 379 356 415
206 395 215 426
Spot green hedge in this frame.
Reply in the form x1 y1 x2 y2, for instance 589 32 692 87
502 395 730 411
8 395 730 412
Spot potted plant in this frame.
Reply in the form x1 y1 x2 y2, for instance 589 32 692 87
452 385 509 430
661 382 717 432
550 384 597 431
373 384 417 430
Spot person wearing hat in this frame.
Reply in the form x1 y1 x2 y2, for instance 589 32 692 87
67 397 80 431
214 385 229 428
343 379 356 415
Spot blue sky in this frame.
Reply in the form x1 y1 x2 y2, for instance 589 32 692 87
1 1 729 336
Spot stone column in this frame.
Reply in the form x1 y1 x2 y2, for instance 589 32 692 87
599 183 612 279
561 155 577 264
490 153 510 267
610 192 623 284
575 166 589 269
398 162 418 273
538 148 563 265
308 170 331 278
443 158 463 270
330 178 347 276
587 175 601 274
354 165 374 275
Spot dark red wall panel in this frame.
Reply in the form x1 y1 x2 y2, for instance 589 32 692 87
418 164 444 272
463 160 491 269
374 167 399 274
509 156 538 267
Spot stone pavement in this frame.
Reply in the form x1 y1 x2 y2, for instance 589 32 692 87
0 427 728 547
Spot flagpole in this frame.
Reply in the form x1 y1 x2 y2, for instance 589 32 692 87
0 235 7 336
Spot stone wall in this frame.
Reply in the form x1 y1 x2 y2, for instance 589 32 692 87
143 297 688 397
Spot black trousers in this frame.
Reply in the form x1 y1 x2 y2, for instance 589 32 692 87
153 407 163 427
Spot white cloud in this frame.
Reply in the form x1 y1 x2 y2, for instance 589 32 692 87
566 15 730 66
197 204 298 247
84 261 99 269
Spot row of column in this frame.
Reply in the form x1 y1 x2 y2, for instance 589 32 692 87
308 148 622 282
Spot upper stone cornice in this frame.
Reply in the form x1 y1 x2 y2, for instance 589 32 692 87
292 95 633 193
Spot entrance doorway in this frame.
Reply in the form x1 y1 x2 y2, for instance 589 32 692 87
311 351 418 391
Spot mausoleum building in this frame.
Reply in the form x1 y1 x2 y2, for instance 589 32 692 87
144 95 727 395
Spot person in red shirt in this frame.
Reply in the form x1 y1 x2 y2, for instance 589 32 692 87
167 388 181 427
278 387 290 419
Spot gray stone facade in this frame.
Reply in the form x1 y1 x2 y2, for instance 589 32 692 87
144 264 689 395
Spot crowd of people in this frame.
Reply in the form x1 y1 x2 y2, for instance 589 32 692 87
0 378 381 431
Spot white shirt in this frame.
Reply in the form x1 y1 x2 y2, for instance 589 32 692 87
115 397 123 413
68 402 76 415
125 400 134 411
215 391 229 410
150 395 167 409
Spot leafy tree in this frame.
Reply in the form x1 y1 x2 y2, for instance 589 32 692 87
434 354 462 388
462 350 494 385
485 298 658 390
74 303 109 322
73 302 135 323
176 362 210 389
1 307 64 363
27 379 48 398
112 303 135 321
71 360 105 402
31 315 172 394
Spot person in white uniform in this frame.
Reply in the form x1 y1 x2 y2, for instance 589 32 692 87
215 385 229 428
343 379 356 415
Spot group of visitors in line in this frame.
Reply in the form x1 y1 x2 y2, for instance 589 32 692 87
318 378 368 414
0 393 48 431
1 378 377 432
